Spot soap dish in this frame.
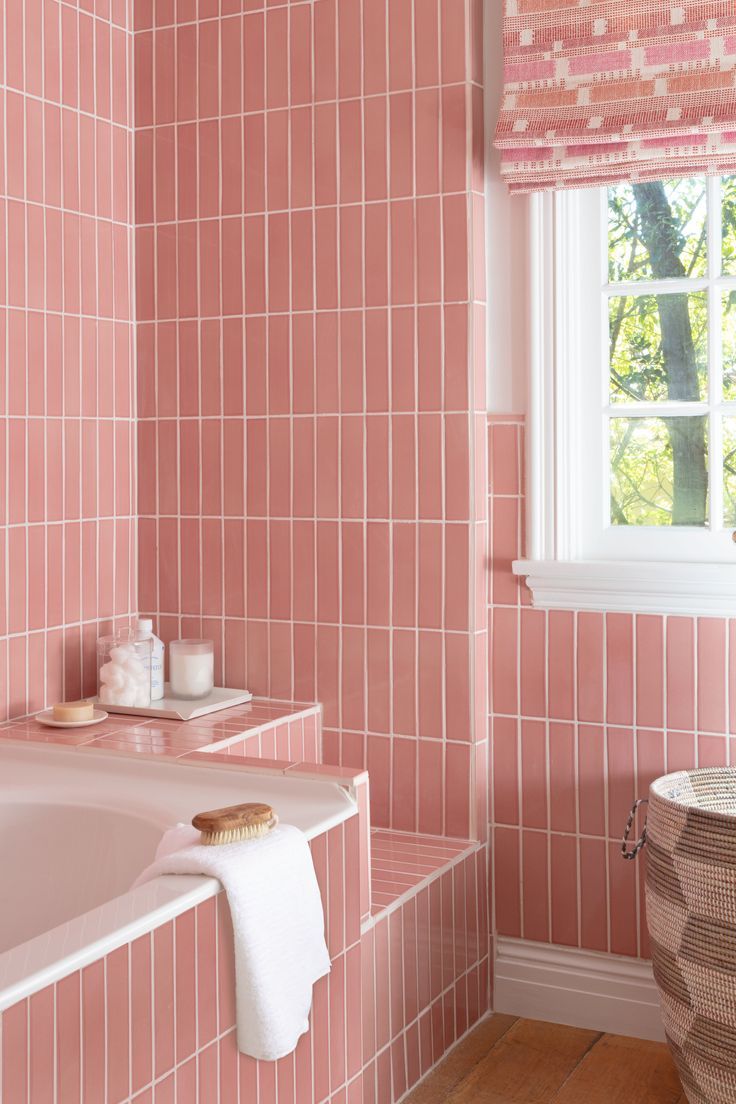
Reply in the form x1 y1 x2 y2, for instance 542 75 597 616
36 708 109 729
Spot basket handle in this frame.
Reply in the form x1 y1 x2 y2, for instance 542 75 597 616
621 798 648 861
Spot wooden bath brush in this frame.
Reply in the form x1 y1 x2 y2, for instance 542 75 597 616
192 802 278 845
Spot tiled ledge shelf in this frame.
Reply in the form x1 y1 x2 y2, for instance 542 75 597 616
0 698 323 763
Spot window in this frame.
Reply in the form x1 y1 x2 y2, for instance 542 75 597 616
515 177 736 614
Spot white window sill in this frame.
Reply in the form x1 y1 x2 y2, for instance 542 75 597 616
513 559 736 616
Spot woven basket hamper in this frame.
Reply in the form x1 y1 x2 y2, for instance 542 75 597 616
646 768 736 1104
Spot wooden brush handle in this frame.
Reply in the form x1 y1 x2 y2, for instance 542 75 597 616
192 802 275 834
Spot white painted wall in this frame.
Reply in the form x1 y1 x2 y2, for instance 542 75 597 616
484 2 529 414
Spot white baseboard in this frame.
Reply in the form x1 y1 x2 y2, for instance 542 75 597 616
493 938 665 1043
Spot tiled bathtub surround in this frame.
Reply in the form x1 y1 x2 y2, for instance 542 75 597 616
488 416 736 959
134 0 488 838
0 748 488 1104
0 0 138 720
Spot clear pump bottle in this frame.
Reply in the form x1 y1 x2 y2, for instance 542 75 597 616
136 617 165 700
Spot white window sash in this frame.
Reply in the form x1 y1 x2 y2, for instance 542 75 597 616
516 187 736 614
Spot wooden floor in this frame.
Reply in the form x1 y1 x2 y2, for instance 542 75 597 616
405 1017 686 1104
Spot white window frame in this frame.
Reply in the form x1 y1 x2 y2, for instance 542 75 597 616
514 186 736 615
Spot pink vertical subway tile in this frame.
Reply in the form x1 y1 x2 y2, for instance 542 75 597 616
494 827 521 938
520 719 547 830
106 945 130 1103
415 91 442 200
445 741 472 838
492 715 519 826
445 632 471 742
445 413 471 519
491 605 518 716
2 999 28 1103
698 733 728 768
392 737 418 832
697 618 727 734
175 910 197 1063
636 727 666 799
153 922 175 1079
57 973 82 1104
578 724 606 837
130 935 153 1096
521 830 550 942
579 838 608 953
666 730 696 773
636 614 664 729
608 841 638 957
549 722 576 834
393 629 418 737
82 960 106 1104
196 898 218 1049
364 101 388 206
667 617 696 732
519 607 546 718
547 610 574 721
577 612 604 724
417 736 444 835
442 85 468 194
607 727 636 839
417 525 443 631
442 194 469 302
606 613 634 727
29 986 54 1104
550 834 579 948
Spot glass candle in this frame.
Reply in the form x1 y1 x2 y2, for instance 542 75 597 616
169 639 214 700
98 630 153 708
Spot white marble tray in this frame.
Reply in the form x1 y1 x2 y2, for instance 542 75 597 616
89 685 252 721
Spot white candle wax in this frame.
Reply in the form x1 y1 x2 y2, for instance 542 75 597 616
170 647 214 699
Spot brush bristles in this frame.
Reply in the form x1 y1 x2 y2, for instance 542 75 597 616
200 821 274 846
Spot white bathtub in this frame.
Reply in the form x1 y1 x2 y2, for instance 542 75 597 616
0 742 356 1011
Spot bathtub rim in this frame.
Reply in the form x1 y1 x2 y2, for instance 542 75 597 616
0 742 357 1012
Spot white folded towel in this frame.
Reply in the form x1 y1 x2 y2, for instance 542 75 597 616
135 822 331 1061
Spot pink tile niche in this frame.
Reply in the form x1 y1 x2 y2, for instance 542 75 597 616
0 1 137 722
488 416 736 959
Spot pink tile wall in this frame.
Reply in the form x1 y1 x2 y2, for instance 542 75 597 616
0 0 137 720
134 0 488 838
488 416 734 959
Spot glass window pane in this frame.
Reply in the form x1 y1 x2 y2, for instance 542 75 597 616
608 179 707 283
723 291 736 400
724 418 736 528
722 176 736 275
610 416 709 527
609 292 708 403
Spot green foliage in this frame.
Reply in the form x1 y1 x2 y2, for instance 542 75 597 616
608 179 707 283
609 292 707 404
607 179 715 528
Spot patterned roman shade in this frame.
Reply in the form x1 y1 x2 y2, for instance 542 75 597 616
494 1 736 193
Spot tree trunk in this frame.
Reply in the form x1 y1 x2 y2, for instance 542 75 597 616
632 182 708 525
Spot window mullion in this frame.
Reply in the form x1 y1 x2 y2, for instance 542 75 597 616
709 175 723 530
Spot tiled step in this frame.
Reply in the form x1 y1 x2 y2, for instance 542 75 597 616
369 828 480 917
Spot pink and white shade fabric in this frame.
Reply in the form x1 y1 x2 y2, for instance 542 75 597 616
495 0 736 192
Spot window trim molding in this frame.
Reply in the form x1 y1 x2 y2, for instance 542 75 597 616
515 191 736 615
513 558 736 615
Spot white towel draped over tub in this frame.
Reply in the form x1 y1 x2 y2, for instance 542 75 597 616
135 823 331 1061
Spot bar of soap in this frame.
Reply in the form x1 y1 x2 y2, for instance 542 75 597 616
52 701 94 722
